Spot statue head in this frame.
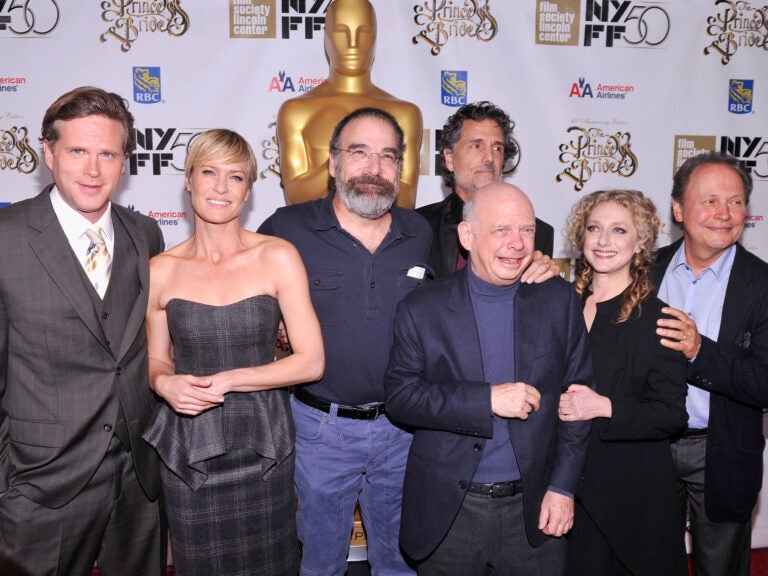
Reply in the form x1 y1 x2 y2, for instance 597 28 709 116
324 0 377 76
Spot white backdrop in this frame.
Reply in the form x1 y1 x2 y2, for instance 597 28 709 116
1 0 767 548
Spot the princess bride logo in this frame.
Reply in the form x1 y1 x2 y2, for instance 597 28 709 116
0 125 39 175
100 1 190 53
704 0 768 65
413 0 498 56
556 125 638 192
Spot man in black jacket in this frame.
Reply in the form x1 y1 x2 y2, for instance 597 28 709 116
654 151 768 576
417 101 554 279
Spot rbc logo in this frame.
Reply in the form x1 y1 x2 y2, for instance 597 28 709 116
441 70 467 107
133 67 162 104
728 79 753 115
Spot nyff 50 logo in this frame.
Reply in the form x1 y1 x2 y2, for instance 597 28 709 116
130 128 203 176
281 0 332 39
583 0 669 47
0 0 59 34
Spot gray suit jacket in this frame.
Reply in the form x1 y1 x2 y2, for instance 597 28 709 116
0 186 165 507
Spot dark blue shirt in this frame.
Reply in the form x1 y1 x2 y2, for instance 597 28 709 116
258 193 432 404
467 265 521 482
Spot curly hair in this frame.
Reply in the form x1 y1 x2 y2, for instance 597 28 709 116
438 101 519 188
566 190 660 323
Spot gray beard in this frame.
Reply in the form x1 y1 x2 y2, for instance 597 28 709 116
336 176 398 220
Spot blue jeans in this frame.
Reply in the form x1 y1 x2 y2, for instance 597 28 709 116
291 394 415 576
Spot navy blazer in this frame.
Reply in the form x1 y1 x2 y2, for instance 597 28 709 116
654 240 768 522
384 268 593 561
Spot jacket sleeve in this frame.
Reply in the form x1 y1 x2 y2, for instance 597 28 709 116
549 287 594 494
688 328 768 408
599 324 688 441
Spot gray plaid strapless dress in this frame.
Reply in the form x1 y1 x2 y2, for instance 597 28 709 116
143 295 298 576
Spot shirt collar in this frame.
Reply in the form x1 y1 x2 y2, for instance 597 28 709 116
50 185 113 243
669 240 736 280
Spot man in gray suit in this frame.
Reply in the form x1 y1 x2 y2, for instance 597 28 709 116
0 86 166 576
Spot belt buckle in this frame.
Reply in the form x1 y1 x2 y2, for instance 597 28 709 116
371 404 385 419
489 483 503 498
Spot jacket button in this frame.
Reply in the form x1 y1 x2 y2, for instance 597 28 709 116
474 443 482 452
114 366 122 375
103 424 113 432
458 481 467 489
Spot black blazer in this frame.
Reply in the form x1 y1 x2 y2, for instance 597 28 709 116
654 239 768 522
417 192 555 279
384 269 593 560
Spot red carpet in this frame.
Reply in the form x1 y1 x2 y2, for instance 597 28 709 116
89 549 768 575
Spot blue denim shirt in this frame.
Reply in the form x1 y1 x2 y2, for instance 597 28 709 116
258 192 432 405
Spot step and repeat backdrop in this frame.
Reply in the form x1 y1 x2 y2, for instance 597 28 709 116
1 0 768 545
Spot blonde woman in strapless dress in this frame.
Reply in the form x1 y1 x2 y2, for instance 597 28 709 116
144 129 324 576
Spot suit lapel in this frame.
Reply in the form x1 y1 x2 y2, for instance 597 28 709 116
27 190 111 352
111 206 150 362
718 245 753 346
444 270 484 381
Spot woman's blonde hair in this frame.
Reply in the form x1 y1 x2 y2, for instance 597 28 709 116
566 189 660 323
184 129 258 188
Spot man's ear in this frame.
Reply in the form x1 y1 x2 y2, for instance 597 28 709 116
458 220 473 253
443 148 454 173
43 140 54 172
672 199 683 223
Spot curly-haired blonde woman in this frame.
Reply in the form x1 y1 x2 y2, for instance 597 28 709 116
559 190 688 576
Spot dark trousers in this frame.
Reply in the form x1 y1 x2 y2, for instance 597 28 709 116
0 437 165 576
671 435 751 576
418 491 565 576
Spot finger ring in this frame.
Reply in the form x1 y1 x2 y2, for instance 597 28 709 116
681 334 687 341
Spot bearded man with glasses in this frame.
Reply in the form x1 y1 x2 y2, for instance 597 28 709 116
259 107 432 575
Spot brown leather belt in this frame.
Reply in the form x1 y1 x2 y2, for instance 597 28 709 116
294 387 385 420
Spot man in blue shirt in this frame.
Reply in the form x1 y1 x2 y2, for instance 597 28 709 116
655 151 768 576
259 108 431 575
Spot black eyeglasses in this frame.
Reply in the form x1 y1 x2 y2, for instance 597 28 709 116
332 147 400 167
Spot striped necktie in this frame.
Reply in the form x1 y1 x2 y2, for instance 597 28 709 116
84 227 112 298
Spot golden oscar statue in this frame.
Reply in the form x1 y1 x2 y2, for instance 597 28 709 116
277 0 423 208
